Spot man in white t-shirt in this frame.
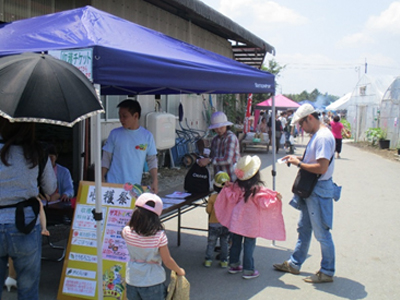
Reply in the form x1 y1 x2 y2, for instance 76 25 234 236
101 99 158 193
273 104 340 283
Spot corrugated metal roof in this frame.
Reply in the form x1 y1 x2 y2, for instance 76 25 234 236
144 0 275 69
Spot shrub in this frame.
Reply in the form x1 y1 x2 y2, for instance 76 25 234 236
366 128 387 145
340 118 351 139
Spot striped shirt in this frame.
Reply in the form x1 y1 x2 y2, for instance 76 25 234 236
122 226 168 287
210 130 241 181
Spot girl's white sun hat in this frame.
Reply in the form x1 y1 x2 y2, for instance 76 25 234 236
234 155 261 181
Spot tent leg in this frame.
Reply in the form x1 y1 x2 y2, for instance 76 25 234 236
93 84 104 300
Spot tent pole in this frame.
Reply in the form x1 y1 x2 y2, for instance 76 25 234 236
271 93 276 247
93 84 104 300
271 94 276 191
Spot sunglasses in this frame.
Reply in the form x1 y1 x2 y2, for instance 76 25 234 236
299 116 308 126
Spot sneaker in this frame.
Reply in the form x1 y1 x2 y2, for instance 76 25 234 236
204 260 212 268
242 270 259 279
228 265 243 274
303 271 333 283
220 261 228 268
273 261 300 275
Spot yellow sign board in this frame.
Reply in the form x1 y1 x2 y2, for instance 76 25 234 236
57 181 141 300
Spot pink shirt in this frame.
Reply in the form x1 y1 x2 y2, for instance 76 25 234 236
330 121 344 139
214 184 286 241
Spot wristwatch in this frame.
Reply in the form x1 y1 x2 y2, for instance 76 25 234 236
297 162 302 168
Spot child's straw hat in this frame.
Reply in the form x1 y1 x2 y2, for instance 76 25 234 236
234 155 261 181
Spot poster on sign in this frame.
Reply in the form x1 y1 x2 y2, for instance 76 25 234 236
102 208 133 262
57 181 145 300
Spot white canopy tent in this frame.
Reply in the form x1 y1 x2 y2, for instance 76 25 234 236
326 92 352 111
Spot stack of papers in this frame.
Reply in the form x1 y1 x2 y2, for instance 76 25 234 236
161 191 191 209
165 191 191 198
162 198 186 204
161 198 186 209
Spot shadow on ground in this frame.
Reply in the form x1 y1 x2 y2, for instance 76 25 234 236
166 231 367 300
2 229 367 300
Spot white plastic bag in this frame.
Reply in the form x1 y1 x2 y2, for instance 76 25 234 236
280 133 285 145
289 135 295 144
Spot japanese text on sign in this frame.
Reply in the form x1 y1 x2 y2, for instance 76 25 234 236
87 186 132 207
48 48 93 81
102 208 133 262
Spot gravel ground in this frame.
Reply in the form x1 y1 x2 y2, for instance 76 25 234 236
142 166 188 193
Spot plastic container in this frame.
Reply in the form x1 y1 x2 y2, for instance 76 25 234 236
146 112 176 150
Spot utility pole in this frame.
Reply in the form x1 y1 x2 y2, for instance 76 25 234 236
365 58 368 74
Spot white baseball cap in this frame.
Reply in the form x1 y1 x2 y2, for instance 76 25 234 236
291 104 317 125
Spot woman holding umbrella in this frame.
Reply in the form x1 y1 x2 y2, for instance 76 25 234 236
0 116 57 300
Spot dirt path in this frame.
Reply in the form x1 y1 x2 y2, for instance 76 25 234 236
346 140 400 162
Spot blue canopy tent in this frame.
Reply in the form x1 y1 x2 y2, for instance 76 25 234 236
0 6 275 299
0 6 274 95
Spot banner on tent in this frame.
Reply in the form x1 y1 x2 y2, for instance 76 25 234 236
57 181 143 300
244 93 253 133
49 48 93 81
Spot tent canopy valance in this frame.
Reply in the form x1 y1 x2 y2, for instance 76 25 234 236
0 6 275 95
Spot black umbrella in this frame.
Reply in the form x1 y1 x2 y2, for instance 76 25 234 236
0 52 104 127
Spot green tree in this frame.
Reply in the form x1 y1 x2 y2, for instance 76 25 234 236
222 94 245 126
253 59 286 105
284 89 338 105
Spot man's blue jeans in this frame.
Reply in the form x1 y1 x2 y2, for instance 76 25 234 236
289 180 336 276
229 233 256 274
0 223 42 300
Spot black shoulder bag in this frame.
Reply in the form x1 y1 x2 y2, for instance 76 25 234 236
292 146 333 198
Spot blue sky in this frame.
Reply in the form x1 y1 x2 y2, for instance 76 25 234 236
200 0 400 97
